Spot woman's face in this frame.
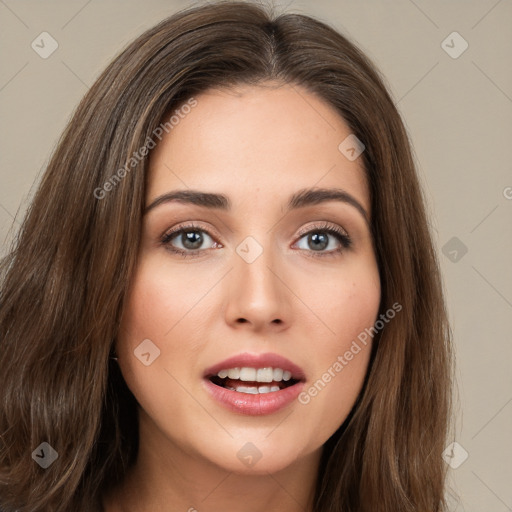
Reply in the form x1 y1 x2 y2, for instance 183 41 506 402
117 82 381 475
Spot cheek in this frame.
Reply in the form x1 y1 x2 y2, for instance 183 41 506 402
115 257 200 401
118 251 230 373
119 256 211 341
292 260 380 442
295 256 381 347
115 258 214 447
115 252 229 381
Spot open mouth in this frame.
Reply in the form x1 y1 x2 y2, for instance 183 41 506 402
203 357 306 415
208 367 300 394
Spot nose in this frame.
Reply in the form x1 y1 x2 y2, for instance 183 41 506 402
223 242 292 332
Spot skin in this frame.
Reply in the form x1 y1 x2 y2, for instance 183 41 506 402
103 82 381 512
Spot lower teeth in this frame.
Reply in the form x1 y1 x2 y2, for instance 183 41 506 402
226 385 281 394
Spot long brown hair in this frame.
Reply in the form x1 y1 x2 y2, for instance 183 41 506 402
0 2 453 510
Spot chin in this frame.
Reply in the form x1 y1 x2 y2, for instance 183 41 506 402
189 431 319 476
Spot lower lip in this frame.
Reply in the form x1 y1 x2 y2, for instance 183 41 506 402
203 378 305 416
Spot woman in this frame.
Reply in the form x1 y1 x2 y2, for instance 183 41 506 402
0 1 453 511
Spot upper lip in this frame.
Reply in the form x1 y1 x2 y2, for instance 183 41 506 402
203 352 306 380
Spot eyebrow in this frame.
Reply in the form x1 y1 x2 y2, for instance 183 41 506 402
144 187 369 224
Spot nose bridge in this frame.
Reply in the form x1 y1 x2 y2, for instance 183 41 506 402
225 232 290 329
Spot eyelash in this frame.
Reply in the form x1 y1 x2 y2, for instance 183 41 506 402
160 221 352 259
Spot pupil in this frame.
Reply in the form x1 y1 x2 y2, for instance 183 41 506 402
309 232 328 250
182 231 203 250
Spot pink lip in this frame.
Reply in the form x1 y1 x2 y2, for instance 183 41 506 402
202 352 306 416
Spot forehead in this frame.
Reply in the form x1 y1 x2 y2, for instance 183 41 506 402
147 82 369 214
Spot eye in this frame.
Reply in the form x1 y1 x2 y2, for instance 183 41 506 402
294 222 352 257
160 221 352 259
161 222 220 258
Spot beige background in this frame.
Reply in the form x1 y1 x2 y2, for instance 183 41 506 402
1 0 511 510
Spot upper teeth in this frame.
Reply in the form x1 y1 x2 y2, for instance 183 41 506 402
217 367 292 382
